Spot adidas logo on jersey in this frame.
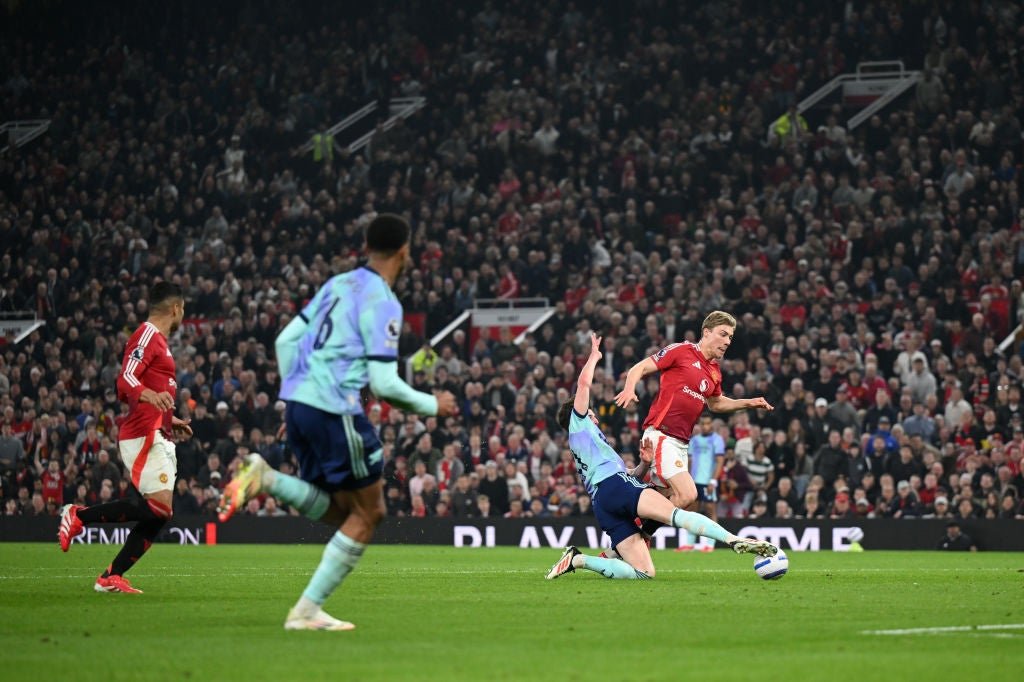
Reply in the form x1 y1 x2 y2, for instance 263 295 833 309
692 361 701 369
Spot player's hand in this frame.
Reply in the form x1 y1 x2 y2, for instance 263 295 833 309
589 332 603 360
171 416 193 440
141 389 175 411
639 437 654 464
435 390 458 417
614 388 638 408
748 397 773 411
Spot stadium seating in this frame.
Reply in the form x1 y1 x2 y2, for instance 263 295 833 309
1 0 1022 523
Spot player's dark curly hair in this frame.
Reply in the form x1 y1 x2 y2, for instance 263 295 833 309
556 398 576 431
366 213 411 255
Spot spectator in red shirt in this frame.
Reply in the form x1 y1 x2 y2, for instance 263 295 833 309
563 272 588 313
497 203 523 235
779 290 807 330
497 263 520 299
498 169 521 201
617 273 645 304
840 369 871 410
38 458 65 508
861 362 890 399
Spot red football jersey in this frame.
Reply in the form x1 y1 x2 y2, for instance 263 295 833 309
116 321 177 440
643 342 722 441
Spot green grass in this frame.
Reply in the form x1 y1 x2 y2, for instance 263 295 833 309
1 545 1021 681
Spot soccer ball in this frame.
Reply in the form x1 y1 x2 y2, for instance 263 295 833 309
753 550 789 580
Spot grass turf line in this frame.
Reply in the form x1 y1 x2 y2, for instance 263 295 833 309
1 545 1020 681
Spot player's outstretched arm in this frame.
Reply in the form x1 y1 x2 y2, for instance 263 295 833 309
706 395 773 414
274 315 309 379
614 357 658 408
573 333 603 415
368 360 456 416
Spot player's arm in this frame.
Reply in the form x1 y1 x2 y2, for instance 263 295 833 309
614 357 659 408
362 299 455 416
706 395 773 413
117 337 173 411
274 313 310 379
627 440 651 479
573 333 603 415
368 360 439 415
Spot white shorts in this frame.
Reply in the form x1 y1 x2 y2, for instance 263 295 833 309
643 427 689 488
119 431 177 494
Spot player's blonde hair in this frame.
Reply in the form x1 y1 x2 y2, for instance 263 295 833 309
701 310 737 332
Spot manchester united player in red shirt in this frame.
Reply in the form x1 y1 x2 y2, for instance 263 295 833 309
58 282 194 594
615 311 773 509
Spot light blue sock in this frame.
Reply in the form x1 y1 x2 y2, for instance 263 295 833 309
302 531 366 604
670 508 732 544
268 472 329 520
581 555 651 580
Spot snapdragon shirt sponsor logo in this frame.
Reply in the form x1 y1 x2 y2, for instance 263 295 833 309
681 386 706 402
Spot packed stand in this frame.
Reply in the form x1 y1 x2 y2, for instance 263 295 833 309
2 0 1024 525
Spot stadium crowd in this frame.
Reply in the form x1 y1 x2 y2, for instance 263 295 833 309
2 0 1024 527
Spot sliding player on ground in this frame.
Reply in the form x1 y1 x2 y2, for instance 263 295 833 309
545 333 776 581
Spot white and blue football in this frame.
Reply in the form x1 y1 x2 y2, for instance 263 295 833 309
753 550 789 580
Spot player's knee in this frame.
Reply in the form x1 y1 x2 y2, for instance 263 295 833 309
356 499 385 528
643 566 656 579
670 491 696 509
146 498 173 520
368 499 386 526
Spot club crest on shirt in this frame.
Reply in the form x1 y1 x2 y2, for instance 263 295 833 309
386 318 401 339
130 346 144 361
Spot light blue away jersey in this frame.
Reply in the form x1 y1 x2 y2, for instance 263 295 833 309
688 431 725 484
567 410 627 497
280 266 401 415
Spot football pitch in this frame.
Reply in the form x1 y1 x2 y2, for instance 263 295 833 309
2 544 1020 681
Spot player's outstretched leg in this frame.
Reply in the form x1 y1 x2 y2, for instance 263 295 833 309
546 546 651 580
218 454 330 523
58 504 84 551
728 537 778 557
545 546 581 579
218 454 271 521
639 490 778 557
60 495 156 552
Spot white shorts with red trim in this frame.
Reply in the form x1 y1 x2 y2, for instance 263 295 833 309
643 427 689 488
119 431 177 494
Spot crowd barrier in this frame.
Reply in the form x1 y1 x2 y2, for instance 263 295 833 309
3 516 1022 551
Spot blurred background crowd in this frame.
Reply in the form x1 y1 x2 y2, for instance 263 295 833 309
2 0 1024 524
